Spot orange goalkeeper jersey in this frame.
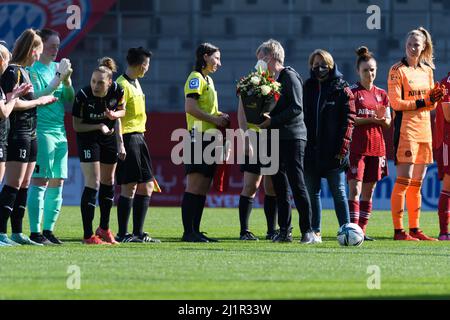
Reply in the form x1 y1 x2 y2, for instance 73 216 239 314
388 58 436 143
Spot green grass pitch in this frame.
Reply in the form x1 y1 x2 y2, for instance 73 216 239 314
0 206 449 300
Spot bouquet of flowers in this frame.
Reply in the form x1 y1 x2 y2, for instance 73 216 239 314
237 68 281 125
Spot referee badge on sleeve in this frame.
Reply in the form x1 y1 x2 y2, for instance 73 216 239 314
189 78 200 90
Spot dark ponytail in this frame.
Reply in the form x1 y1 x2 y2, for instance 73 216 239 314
355 46 376 70
194 43 219 72
94 56 117 79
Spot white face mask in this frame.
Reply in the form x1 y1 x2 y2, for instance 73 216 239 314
254 59 268 71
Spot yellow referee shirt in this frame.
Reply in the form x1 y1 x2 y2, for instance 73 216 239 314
117 74 147 134
184 71 219 132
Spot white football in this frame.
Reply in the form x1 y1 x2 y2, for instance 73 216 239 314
337 223 364 247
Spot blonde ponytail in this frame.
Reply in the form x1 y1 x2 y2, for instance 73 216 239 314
0 41 10 62
407 27 435 69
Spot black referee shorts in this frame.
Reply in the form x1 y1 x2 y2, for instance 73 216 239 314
76 132 118 164
240 156 263 175
184 134 217 179
116 133 154 185
240 132 271 175
7 137 37 163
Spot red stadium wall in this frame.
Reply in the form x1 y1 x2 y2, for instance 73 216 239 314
64 112 395 208
66 112 246 207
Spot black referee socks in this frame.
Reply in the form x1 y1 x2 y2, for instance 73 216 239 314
264 195 278 234
193 195 206 233
182 193 208 235
11 188 28 234
117 196 133 236
98 184 114 230
133 194 150 237
81 187 97 239
0 185 19 233
239 195 254 233
181 192 196 234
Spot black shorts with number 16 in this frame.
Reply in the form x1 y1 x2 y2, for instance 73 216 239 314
76 132 118 164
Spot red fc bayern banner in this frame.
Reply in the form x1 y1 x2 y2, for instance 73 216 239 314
0 0 116 57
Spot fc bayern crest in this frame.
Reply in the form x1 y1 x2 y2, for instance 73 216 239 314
0 2 46 46
0 0 116 57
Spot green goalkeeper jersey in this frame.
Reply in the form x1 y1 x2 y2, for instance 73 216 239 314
28 61 75 133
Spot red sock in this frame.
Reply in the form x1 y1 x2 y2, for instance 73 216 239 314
359 201 372 234
348 200 360 224
438 191 450 235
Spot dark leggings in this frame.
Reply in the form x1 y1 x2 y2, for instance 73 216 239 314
271 139 312 234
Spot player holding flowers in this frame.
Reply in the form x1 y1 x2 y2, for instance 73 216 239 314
236 53 281 241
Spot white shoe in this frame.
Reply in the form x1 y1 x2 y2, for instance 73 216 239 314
300 231 319 244
0 240 12 247
11 233 43 246
0 233 20 246
313 232 322 244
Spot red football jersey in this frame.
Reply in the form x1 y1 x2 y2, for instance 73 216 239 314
434 73 450 149
350 83 390 156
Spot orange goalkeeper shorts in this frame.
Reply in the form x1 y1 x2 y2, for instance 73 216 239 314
396 139 433 165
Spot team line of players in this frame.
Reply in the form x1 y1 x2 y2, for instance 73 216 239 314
0 26 449 246
0 28 157 246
